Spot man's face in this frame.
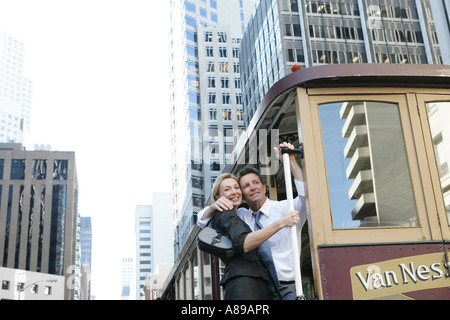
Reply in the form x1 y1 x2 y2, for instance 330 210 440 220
239 173 266 204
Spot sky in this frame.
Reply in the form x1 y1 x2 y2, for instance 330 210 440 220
0 0 172 299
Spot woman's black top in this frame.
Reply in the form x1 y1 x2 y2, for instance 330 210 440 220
210 208 271 287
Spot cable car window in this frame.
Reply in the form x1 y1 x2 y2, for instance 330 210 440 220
319 101 418 228
426 101 450 225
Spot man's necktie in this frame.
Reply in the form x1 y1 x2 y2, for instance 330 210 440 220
254 211 279 289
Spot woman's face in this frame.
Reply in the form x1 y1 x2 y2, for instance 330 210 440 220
217 178 242 206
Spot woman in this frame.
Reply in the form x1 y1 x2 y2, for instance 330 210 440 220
201 173 299 300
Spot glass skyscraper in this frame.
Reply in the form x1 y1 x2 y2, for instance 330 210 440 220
240 0 444 127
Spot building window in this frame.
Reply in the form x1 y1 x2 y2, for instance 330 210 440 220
53 160 68 180
208 92 216 104
232 47 239 58
206 61 215 72
219 47 227 58
222 94 231 105
207 77 216 88
32 160 47 180
219 62 228 72
186 30 197 42
185 1 196 14
209 108 217 120
0 159 4 179
319 101 418 228
185 16 196 28
217 32 227 43
206 46 214 57
2 280 9 290
44 286 52 295
236 94 243 105
205 31 213 42
220 77 229 88
234 78 241 89
233 62 240 73
222 108 232 119
200 7 207 19
11 159 25 180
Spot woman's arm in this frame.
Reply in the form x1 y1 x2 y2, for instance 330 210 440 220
243 210 299 253
199 196 235 221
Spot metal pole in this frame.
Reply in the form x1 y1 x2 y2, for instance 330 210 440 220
282 151 304 299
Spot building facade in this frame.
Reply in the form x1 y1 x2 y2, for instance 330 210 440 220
0 143 79 300
169 0 257 257
0 33 32 144
79 216 92 300
121 257 134 300
135 204 152 299
134 193 173 299
240 0 444 127
0 266 65 300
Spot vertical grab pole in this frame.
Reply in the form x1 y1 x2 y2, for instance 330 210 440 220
282 149 304 299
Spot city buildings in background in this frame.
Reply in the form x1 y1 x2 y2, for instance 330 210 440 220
135 192 173 299
121 257 135 300
0 32 32 144
80 216 92 300
0 143 79 300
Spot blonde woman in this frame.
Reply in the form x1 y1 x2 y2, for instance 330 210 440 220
199 173 299 300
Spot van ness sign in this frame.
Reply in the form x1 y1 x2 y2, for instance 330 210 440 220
318 243 450 300
350 252 449 299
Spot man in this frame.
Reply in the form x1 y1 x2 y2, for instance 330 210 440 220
197 142 307 299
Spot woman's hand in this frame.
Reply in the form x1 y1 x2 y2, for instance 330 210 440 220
212 196 234 212
280 210 299 228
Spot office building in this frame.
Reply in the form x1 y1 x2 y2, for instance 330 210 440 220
121 257 134 300
240 0 444 127
169 0 257 257
80 216 92 300
135 205 152 299
134 192 172 299
0 33 32 144
0 143 79 300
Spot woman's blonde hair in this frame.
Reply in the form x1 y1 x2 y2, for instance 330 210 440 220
212 173 239 200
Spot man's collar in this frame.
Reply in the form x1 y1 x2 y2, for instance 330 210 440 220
252 197 272 217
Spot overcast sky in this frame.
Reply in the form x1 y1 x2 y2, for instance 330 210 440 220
0 0 172 299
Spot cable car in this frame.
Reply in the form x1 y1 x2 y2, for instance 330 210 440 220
162 64 450 300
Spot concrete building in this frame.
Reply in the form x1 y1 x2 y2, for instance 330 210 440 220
134 192 172 299
144 263 173 300
0 266 64 300
0 143 79 299
121 257 134 300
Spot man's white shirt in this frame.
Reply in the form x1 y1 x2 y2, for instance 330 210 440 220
197 179 307 282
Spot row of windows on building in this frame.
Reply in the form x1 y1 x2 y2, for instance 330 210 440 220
303 0 419 19
2 280 54 295
188 77 241 94
0 159 68 180
189 109 243 124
